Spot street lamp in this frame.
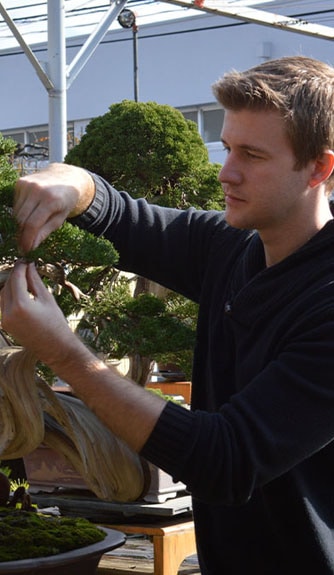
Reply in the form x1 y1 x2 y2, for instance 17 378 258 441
117 8 139 102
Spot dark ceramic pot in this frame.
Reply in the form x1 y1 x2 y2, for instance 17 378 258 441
0 527 125 574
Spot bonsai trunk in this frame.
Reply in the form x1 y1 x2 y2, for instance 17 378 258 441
0 342 147 503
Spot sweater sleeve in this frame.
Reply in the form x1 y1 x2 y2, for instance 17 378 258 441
69 172 236 301
142 311 334 507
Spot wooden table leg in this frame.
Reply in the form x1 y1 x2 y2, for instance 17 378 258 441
105 520 196 575
153 522 197 575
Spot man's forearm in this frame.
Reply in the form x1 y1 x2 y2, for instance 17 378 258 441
49 338 167 452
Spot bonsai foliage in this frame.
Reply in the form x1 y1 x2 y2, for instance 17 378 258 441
65 100 224 384
0 131 199 386
0 102 224 387
0 206 119 329
78 275 197 380
0 134 118 275
0 135 20 262
0 135 119 376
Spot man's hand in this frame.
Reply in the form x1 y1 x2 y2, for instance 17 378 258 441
0 261 76 366
14 163 95 253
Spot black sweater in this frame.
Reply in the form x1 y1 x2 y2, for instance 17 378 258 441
72 175 334 574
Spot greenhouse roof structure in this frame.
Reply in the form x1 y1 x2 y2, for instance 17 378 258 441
0 0 332 161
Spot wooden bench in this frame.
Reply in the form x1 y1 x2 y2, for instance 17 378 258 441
98 517 196 575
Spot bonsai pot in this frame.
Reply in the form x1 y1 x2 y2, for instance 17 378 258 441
24 444 186 503
0 526 125 575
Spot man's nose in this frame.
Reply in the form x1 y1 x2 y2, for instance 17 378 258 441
218 155 242 185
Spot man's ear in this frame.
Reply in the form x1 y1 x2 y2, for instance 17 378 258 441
309 150 334 188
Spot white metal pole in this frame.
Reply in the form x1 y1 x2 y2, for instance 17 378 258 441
48 0 67 163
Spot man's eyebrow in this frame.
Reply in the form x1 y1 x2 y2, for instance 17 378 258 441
221 139 268 155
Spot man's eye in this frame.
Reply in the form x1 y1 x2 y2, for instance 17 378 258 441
222 145 230 154
246 151 262 159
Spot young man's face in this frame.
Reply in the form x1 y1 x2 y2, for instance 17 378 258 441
218 108 315 237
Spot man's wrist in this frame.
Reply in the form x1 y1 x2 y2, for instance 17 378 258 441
67 168 96 218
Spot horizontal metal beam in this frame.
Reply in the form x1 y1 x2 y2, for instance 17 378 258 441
162 0 334 41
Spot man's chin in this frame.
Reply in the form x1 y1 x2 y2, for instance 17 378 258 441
225 212 250 230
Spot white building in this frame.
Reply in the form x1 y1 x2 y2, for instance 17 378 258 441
0 1 333 166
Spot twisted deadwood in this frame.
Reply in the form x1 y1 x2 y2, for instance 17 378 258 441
0 343 147 502
0 263 87 301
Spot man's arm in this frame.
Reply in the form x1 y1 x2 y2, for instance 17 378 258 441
3 262 334 506
0 262 166 452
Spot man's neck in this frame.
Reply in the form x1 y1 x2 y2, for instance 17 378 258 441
262 207 333 267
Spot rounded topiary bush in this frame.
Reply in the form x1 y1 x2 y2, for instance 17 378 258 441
65 99 223 210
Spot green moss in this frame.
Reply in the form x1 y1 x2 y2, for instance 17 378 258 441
0 510 106 561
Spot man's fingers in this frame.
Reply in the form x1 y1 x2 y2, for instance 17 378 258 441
0 261 27 322
26 262 47 297
17 210 67 253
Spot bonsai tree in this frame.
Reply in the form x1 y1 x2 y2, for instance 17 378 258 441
0 112 223 504
0 102 224 386
0 134 198 387
65 100 224 384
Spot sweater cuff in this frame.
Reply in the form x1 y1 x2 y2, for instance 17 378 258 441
67 172 109 232
140 401 196 480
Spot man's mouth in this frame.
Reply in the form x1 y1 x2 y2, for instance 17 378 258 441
224 192 245 205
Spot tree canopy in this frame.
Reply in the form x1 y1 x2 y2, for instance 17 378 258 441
0 101 224 386
66 99 224 210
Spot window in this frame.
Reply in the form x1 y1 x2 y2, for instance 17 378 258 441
182 111 198 124
1 123 75 157
27 129 49 147
2 131 25 146
202 108 224 143
179 105 223 144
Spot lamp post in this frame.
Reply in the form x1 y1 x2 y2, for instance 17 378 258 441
117 8 139 102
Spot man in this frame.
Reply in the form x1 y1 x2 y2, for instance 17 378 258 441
2 55 334 574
